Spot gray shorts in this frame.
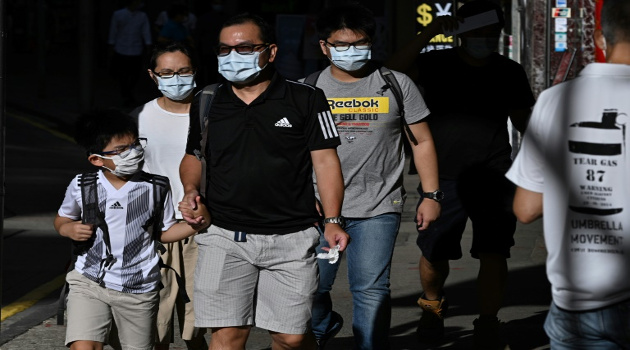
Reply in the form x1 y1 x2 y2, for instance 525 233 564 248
193 225 319 334
65 270 159 349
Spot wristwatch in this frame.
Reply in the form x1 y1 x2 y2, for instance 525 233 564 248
324 216 346 228
423 189 444 202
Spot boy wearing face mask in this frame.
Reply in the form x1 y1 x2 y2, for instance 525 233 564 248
54 110 210 350
130 42 207 350
386 1 535 348
307 4 440 349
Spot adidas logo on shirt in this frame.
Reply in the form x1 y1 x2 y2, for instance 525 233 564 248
109 201 124 210
274 118 292 128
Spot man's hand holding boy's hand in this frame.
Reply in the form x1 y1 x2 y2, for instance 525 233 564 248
180 190 206 226
179 196 211 230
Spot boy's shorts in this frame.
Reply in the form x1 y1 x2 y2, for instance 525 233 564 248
155 236 206 344
416 166 516 261
193 225 319 334
65 270 159 349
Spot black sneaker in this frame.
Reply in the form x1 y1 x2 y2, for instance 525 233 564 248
316 311 344 350
416 294 448 342
473 317 507 350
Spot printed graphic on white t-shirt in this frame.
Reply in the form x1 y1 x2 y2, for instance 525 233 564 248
566 108 627 255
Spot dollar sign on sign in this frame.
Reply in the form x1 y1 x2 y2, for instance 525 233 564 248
417 4 433 27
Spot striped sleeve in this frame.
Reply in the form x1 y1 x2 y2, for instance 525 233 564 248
307 87 341 150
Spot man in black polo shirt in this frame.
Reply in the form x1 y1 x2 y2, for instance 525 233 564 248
179 13 349 350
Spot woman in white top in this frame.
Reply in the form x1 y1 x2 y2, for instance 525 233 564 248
131 41 206 350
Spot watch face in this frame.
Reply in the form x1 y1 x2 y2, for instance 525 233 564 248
325 216 346 228
424 190 444 202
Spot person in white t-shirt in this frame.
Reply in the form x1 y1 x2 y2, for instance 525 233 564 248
130 42 207 350
507 1 630 348
55 109 209 350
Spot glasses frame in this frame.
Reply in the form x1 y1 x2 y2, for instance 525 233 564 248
215 43 269 57
98 138 148 157
324 39 372 52
152 69 195 79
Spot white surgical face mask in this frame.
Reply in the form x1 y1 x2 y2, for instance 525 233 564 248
329 46 371 72
156 74 196 101
462 37 499 59
96 147 145 178
217 49 268 84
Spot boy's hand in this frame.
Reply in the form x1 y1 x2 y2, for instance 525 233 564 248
61 221 94 241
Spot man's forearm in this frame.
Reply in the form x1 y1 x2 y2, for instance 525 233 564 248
409 123 439 191
312 149 344 218
180 153 202 194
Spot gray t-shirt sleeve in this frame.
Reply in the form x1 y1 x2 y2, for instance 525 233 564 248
392 70 430 124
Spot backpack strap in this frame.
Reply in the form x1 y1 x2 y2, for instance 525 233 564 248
140 172 191 303
196 84 221 199
76 172 100 254
58 172 113 324
80 173 116 285
303 70 323 87
140 172 170 242
378 67 418 146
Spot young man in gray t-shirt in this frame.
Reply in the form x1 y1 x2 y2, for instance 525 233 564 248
307 4 441 349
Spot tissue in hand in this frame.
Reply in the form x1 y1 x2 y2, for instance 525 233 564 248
316 245 341 264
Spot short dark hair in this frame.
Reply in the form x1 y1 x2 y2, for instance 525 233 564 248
316 3 376 41
221 13 275 44
149 41 197 71
457 0 505 30
601 0 630 45
75 109 138 156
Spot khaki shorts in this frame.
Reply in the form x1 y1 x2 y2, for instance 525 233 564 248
65 270 159 350
155 235 206 343
193 225 319 334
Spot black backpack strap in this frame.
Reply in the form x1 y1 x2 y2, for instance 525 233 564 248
141 172 191 303
78 172 115 284
158 259 191 303
56 247 76 325
140 172 170 241
303 70 323 87
76 173 99 254
197 84 221 199
379 67 418 146
58 172 111 324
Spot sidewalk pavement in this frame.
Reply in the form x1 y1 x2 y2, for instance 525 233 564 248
1 48 551 349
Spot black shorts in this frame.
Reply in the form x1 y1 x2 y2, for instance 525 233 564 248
416 165 516 261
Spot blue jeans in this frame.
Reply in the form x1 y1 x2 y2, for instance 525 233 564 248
544 300 630 349
312 213 401 350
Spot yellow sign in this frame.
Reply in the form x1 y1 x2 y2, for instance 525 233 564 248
417 3 433 26
328 97 390 114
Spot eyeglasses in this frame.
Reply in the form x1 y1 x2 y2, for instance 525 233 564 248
216 43 269 57
153 68 195 79
99 138 147 158
325 40 372 52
